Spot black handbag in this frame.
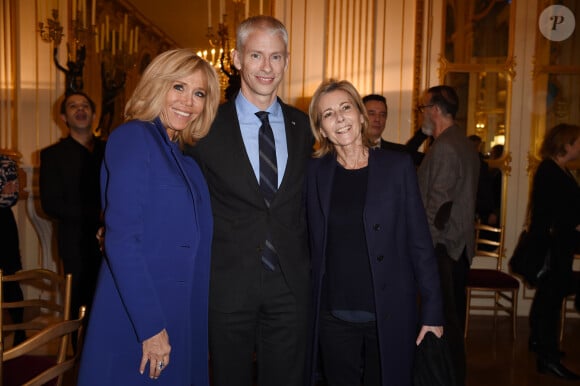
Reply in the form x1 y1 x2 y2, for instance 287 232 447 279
509 228 551 287
413 332 456 386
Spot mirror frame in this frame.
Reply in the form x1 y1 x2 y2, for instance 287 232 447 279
438 0 517 229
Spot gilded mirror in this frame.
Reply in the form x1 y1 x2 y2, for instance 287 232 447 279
441 0 516 227
531 1 580 175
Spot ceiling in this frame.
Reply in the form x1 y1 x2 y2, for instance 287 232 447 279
125 0 271 52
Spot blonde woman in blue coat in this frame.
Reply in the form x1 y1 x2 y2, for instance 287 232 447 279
305 80 444 386
78 49 220 385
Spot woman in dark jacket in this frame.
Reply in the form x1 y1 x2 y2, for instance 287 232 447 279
528 123 580 380
305 79 444 386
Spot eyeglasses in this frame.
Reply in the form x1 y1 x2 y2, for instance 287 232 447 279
417 104 434 113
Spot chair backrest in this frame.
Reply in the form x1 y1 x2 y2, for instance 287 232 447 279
1 269 72 353
474 223 505 270
1 307 86 386
1 269 72 328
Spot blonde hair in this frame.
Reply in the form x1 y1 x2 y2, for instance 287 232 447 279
124 48 221 147
308 79 373 158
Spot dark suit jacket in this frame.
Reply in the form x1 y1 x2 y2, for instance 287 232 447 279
39 136 105 265
381 138 425 166
305 149 443 386
187 97 314 312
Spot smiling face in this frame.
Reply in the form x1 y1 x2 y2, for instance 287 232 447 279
161 70 208 140
233 27 288 109
317 89 365 149
61 94 95 133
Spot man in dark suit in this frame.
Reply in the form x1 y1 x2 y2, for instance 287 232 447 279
363 94 425 165
39 92 105 329
187 16 313 386
417 85 480 386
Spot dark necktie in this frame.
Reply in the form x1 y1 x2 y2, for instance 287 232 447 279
256 111 278 271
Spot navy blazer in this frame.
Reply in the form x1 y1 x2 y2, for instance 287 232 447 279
306 148 443 386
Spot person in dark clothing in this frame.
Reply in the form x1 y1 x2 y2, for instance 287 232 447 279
306 80 443 386
0 153 26 346
467 134 496 225
528 123 580 380
363 94 425 166
39 92 105 329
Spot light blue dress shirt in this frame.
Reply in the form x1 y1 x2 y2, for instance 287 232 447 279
235 92 288 187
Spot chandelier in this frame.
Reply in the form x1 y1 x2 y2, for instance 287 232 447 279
198 0 266 100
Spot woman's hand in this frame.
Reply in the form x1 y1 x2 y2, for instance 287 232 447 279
416 325 444 345
96 226 105 252
140 329 171 379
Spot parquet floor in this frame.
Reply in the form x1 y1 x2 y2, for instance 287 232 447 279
465 315 580 386
9 314 580 385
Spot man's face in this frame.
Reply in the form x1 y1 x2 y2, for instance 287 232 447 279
364 100 387 141
419 93 435 136
233 28 288 108
61 94 95 132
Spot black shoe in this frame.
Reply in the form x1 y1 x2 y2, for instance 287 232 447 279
537 358 580 380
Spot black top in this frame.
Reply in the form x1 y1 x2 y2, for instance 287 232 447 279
323 163 375 322
530 159 580 274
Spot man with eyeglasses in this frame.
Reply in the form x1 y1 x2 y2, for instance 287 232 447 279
416 85 480 386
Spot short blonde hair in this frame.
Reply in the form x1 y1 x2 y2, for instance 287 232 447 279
308 79 373 158
236 15 288 52
124 48 221 147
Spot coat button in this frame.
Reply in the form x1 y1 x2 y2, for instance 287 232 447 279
377 255 384 261
373 224 381 231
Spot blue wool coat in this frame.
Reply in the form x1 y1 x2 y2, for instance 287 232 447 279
305 149 444 386
78 118 212 385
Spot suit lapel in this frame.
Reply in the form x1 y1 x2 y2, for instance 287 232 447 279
222 101 264 199
278 100 297 193
316 155 336 220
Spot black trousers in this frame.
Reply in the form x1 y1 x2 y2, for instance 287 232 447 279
209 267 309 386
0 207 25 345
319 311 381 386
435 244 469 386
529 270 571 361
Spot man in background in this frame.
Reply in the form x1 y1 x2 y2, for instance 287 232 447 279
363 93 425 165
40 92 105 330
417 85 480 386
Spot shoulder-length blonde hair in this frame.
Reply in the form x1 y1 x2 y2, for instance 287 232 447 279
124 48 220 147
308 79 373 158
540 123 580 160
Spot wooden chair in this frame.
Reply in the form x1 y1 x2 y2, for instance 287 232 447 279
1 307 86 386
464 223 520 339
1 269 72 354
0 269 76 386
559 254 580 344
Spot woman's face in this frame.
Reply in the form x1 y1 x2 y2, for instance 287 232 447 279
317 89 364 148
162 70 208 139
564 136 580 162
